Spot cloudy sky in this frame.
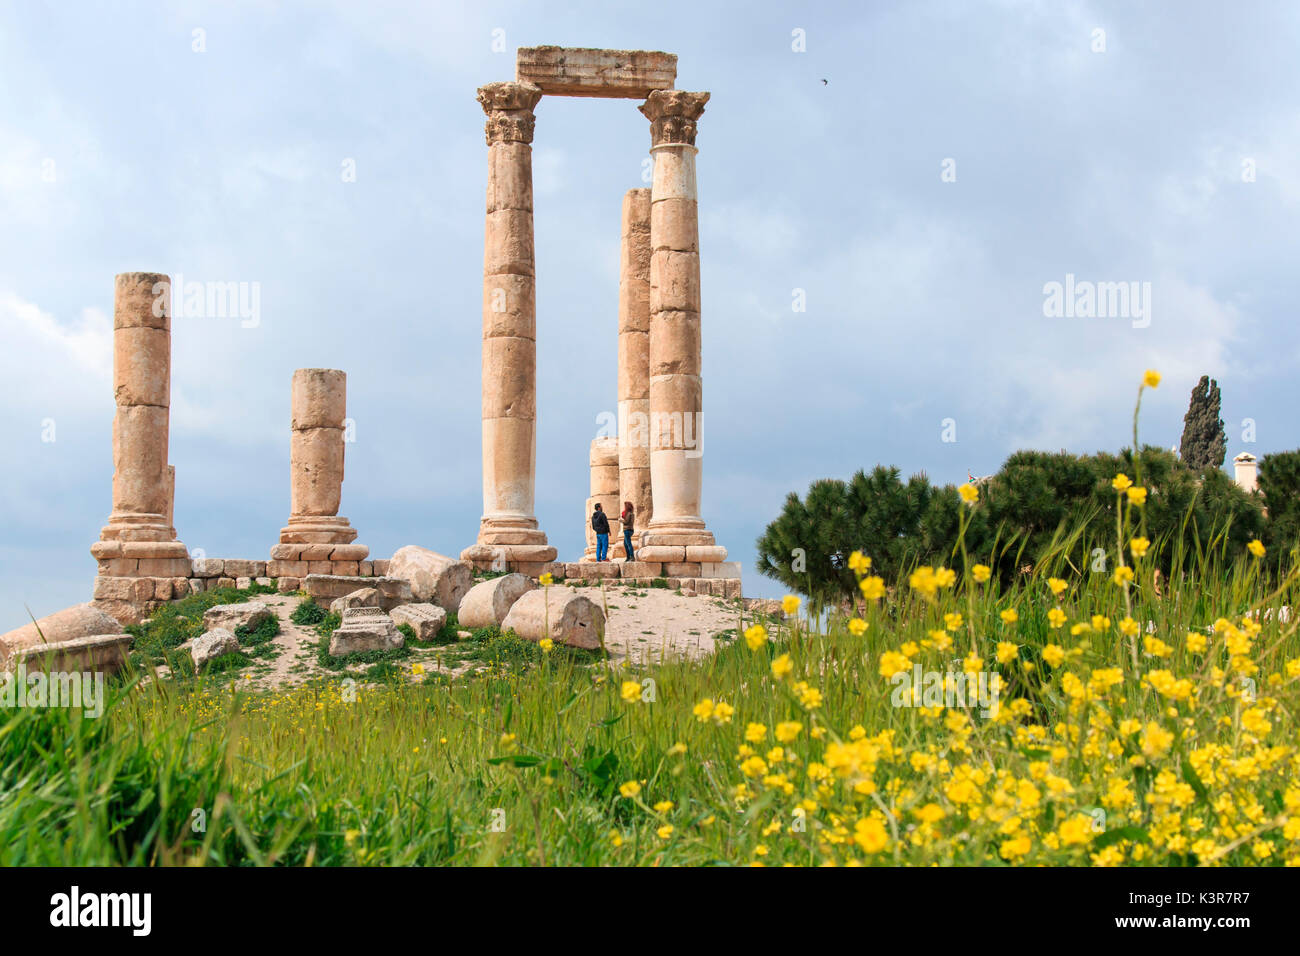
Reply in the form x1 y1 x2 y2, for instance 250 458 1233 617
2 0 1297 627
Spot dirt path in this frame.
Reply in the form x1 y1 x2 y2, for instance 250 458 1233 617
248 592 325 689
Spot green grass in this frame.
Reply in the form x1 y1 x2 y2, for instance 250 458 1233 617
3 546 1297 865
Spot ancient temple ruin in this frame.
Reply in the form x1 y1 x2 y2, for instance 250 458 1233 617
460 47 731 580
67 45 741 634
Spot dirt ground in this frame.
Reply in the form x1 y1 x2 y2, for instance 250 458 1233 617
224 586 772 691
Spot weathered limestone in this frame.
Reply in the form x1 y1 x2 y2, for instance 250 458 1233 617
0 603 124 668
328 607 404 656
501 588 605 650
618 187 654 545
329 588 380 614
637 92 725 565
458 572 535 629
516 47 676 98
304 574 412 611
390 603 447 641
388 546 473 612
584 437 623 560
202 602 272 633
91 273 191 624
192 628 240 669
270 369 368 577
463 80 557 572
6 633 133 674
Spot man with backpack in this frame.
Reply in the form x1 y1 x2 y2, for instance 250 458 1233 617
591 503 611 561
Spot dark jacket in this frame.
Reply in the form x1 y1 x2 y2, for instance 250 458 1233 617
591 510 610 535
621 509 634 532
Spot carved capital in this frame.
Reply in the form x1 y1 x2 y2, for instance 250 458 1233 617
639 90 709 147
477 81 543 145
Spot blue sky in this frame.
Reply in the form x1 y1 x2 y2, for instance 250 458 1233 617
2 0 1298 628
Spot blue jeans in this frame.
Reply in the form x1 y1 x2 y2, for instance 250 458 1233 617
623 529 635 561
596 533 609 561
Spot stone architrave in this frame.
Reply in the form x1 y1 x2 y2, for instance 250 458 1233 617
90 273 191 623
637 91 726 564
268 369 369 577
617 188 653 547
515 47 677 98
461 80 557 571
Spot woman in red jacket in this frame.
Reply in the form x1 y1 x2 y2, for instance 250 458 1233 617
620 501 636 562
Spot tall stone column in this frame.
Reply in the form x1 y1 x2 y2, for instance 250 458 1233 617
91 273 190 576
617 187 653 545
462 80 557 571
91 273 191 624
637 91 726 566
269 369 368 581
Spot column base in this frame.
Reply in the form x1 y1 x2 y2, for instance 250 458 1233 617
93 515 191 576
461 542 559 571
278 515 359 545
638 521 726 565
269 542 370 577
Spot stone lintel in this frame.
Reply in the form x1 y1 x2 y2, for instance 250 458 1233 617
516 46 676 98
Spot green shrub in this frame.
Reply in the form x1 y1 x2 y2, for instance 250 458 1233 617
1260 451 1300 555
291 598 328 626
759 446 1265 601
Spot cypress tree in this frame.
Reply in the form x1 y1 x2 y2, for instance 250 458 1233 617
1179 375 1227 469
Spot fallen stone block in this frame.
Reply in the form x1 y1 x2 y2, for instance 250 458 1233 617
330 587 381 615
192 628 240 669
390 603 448 642
0 603 123 668
304 574 412 610
501 589 605 650
388 546 473 612
458 573 535 629
202 602 273 633
7 633 133 674
328 612 404 656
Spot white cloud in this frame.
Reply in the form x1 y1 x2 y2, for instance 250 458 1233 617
0 292 111 387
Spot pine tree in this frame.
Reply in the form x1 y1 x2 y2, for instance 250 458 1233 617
1179 375 1227 469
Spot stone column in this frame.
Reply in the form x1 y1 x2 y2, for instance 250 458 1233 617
637 91 726 567
617 188 653 546
269 369 369 581
462 80 557 571
91 273 190 580
584 437 622 559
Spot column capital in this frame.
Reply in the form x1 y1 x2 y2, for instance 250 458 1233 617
639 90 709 147
477 81 543 145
